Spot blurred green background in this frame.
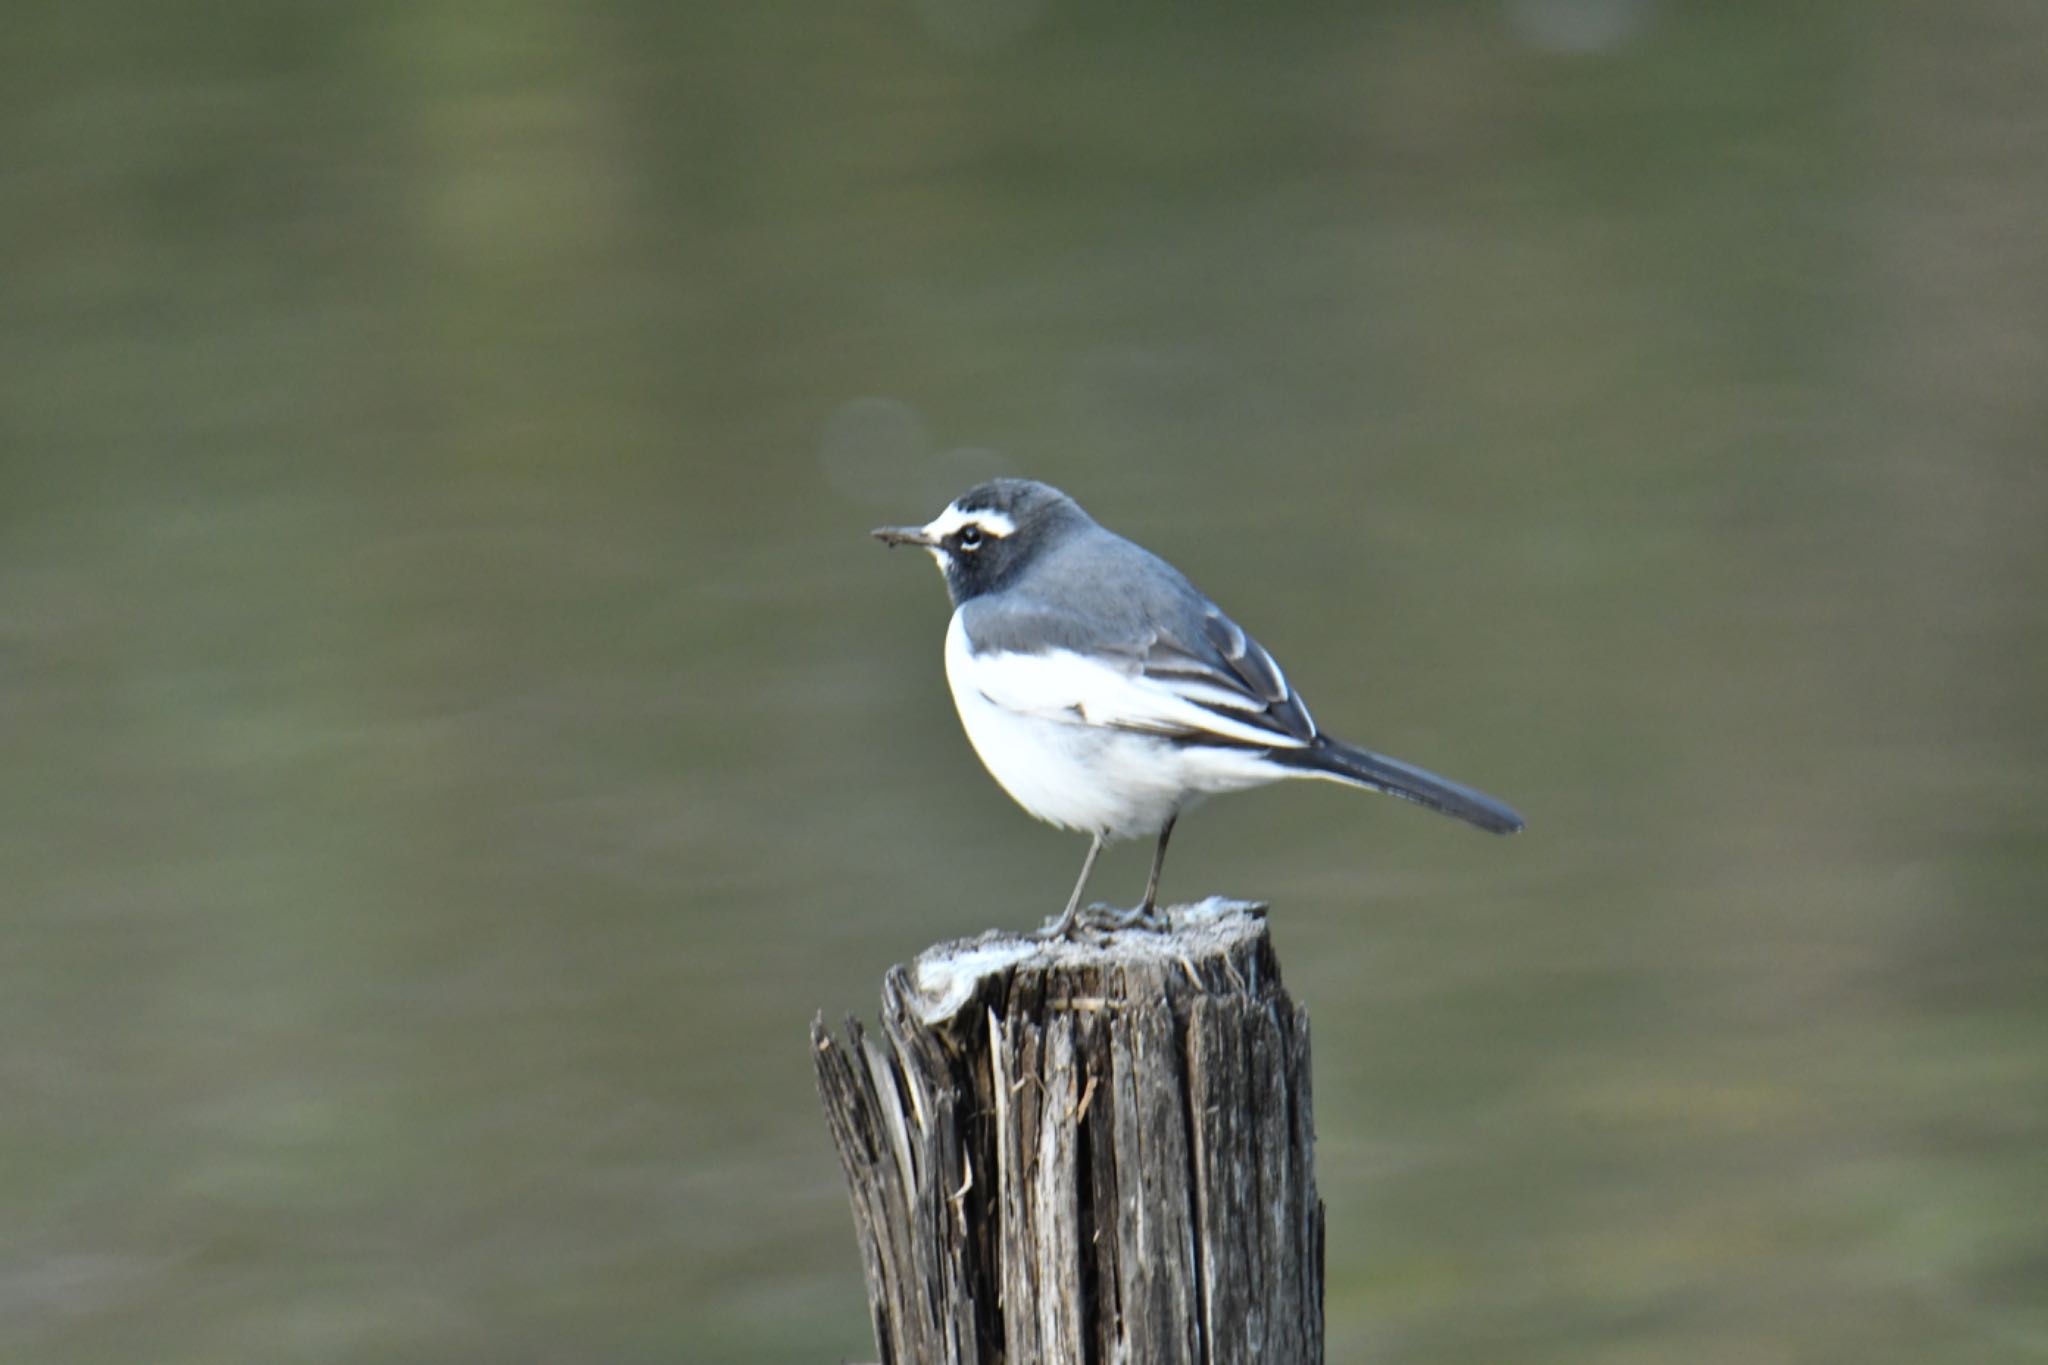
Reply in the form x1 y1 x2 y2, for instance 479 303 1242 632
5 1 2045 1361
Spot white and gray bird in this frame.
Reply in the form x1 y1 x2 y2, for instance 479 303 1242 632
874 479 1523 937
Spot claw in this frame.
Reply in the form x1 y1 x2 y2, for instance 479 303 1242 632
1075 902 1169 934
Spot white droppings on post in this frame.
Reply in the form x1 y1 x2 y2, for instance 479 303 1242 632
910 941 1036 1024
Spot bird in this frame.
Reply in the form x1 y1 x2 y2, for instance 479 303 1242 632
873 478 1523 938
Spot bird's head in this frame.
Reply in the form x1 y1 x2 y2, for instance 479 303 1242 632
872 478 1088 604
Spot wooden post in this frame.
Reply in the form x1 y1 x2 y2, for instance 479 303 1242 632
812 898 1324 1365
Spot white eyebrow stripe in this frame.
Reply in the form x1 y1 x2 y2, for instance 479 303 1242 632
922 504 1018 540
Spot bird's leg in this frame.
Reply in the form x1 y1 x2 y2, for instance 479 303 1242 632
1039 832 1106 939
1100 816 1175 932
1141 815 1176 918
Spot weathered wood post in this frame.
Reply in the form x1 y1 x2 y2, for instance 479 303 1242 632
812 898 1323 1364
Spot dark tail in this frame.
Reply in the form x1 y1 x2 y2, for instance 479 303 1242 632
1273 736 1525 834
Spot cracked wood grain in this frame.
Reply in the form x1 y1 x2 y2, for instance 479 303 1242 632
813 899 1324 1364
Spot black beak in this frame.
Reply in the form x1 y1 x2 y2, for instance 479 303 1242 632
872 525 937 548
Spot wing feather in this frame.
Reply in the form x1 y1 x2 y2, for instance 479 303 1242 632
957 599 1318 750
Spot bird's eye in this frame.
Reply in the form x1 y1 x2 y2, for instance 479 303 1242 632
956 525 984 550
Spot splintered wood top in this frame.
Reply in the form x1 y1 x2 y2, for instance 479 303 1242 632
897 897 1279 1028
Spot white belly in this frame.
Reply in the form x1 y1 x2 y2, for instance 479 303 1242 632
943 611 1282 840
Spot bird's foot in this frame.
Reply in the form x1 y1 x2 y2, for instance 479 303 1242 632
1077 901 1169 934
1032 907 1084 941
1031 902 1168 940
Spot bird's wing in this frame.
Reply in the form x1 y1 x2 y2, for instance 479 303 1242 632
1142 605 1319 746
955 599 1317 750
